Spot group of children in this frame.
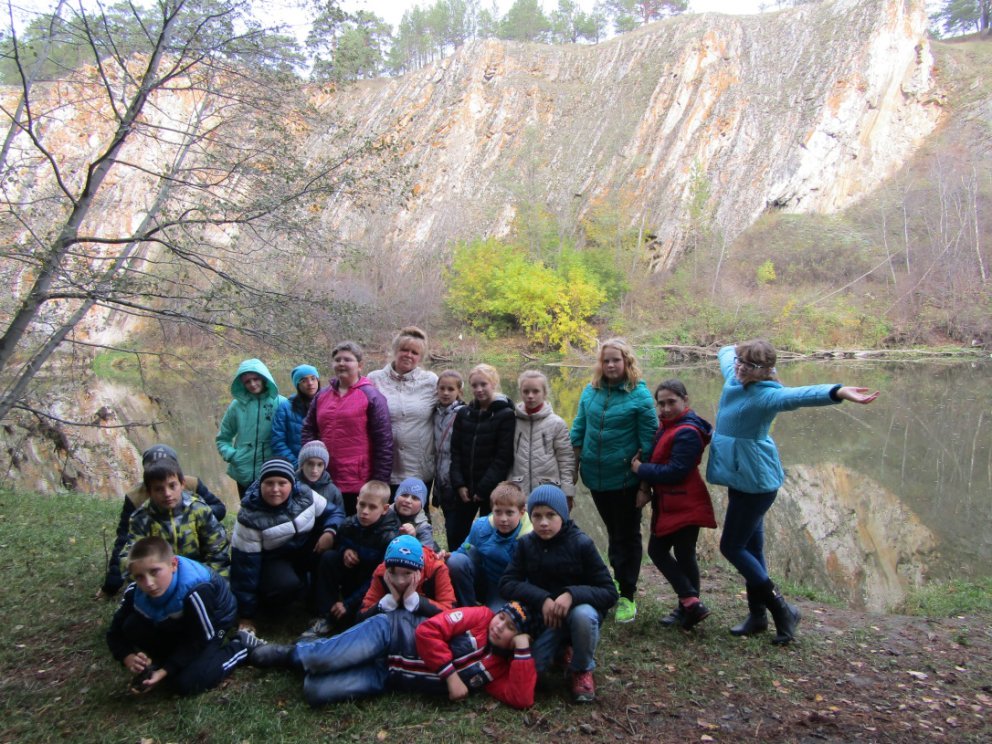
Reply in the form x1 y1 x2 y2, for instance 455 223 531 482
103 337 879 707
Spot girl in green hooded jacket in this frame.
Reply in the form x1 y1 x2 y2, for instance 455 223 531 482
216 359 286 498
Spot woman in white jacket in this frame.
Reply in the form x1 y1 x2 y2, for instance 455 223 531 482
508 370 576 509
369 327 439 496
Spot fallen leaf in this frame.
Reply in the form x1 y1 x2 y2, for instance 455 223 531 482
908 670 929 680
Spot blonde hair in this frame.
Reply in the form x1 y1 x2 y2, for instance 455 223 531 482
358 479 391 505
391 326 428 357
734 339 779 384
517 369 550 398
591 337 642 391
437 369 464 398
468 363 501 391
490 481 527 509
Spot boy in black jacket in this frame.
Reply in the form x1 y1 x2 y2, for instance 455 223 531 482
499 485 618 704
106 537 257 696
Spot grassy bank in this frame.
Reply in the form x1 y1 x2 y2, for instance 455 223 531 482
2 492 991 743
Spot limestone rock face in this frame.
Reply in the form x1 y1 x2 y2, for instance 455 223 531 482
313 0 938 269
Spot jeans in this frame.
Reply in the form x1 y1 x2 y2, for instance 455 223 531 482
447 550 503 610
297 614 392 706
532 603 601 673
647 526 701 599
590 486 643 599
719 488 778 586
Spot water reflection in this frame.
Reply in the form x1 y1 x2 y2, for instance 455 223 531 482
140 357 991 611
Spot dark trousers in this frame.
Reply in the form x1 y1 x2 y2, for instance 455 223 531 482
719 487 778 586
647 526 701 599
590 485 643 600
442 495 491 552
315 548 375 620
119 614 245 695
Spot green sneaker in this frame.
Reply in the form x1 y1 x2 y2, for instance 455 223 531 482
615 597 637 624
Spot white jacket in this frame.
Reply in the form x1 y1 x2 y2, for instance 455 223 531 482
509 401 575 498
369 364 438 483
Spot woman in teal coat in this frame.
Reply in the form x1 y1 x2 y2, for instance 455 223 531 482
570 338 658 624
216 358 286 497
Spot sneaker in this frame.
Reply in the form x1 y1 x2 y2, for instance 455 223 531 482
298 617 333 641
571 670 596 703
679 601 711 630
248 643 297 669
615 597 637 624
659 604 684 628
235 628 266 651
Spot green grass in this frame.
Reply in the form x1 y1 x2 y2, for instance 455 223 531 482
899 577 992 617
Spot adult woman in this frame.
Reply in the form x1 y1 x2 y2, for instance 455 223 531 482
301 341 393 515
216 359 286 498
271 364 321 463
368 327 438 494
448 364 516 551
707 340 878 644
570 338 658 624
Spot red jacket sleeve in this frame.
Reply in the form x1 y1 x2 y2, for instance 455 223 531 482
415 606 492 677
484 643 536 709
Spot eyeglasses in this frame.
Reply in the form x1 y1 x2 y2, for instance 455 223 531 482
734 356 769 371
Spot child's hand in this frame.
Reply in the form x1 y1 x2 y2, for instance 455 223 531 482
512 634 531 649
398 523 416 537
402 570 422 602
239 619 256 633
630 451 642 474
142 667 168 690
457 487 470 503
635 488 652 509
446 673 470 701
330 602 347 620
436 549 450 562
551 592 573 623
343 549 359 568
542 597 559 629
314 532 335 553
837 386 880 405
123 652 151 674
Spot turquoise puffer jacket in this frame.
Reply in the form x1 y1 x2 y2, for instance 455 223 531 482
705 345 840 493
570 379 658 492
215 359 286 485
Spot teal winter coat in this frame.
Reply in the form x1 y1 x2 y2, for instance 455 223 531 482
705 345 841 493
570 379 658 492
215 359 286 485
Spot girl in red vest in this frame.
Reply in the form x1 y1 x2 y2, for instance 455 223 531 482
632 379 716 630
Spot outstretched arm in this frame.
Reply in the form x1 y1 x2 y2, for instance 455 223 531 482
836 386 879 405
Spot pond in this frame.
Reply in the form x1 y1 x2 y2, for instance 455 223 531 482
133 356 992 612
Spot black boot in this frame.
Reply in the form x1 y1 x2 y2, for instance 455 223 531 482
729 584 769 637
659 604 684 627
757 581 801 645
249 643 300 670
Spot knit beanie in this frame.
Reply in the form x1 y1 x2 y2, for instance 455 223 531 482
298 440 329 469
396 477 427 504
259 459 296 485
142 444 179 467
527 484 569 521
292 364 320 388
498 600 532 635
384 535 424 570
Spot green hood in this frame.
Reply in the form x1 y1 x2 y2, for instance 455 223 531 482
230 358 280 403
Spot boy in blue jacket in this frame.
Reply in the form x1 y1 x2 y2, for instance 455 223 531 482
499 485 618 704
446 481 532 609
106 537 257 696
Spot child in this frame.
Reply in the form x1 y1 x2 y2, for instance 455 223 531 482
296 440 346 521
393 477 439 551
707 340 879 644
509 370 575 510
250 593 536 710
433 369 466 548
356 535 456 621
446 481 532 609
570 337 658 624
230 459 341 630
106 537 258 696
119 458 230 581
499 485 618 703
97 444 226 599
271 364 321 462
449 364 516 552
215 358 285 498
309 480 401 634
631 379 717 630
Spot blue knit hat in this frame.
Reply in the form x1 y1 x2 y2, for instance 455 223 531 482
298 440 329 469
498 600 532 635
396 477 428 504
259 459 296 485
527 484 569 521
384 535 424 570
292 364 320 388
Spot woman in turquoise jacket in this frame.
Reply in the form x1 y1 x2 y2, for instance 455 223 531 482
570 338 658 624
707 340 877 645
216 359 286 498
